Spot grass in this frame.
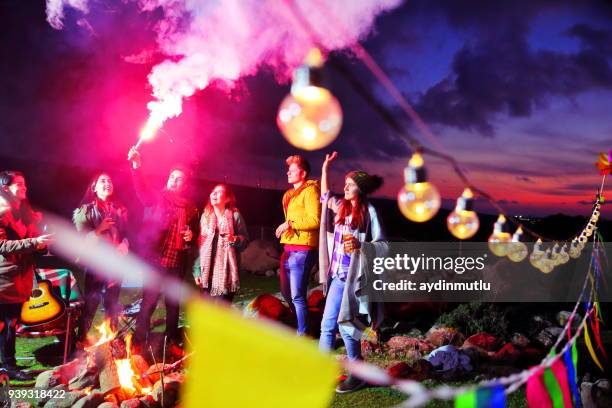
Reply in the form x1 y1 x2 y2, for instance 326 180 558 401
13 272 530 407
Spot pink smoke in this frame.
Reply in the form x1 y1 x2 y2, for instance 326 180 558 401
46 0 89 29
47 0 402 135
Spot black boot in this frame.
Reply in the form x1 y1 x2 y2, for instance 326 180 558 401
5 367 33 381
335 375 367 393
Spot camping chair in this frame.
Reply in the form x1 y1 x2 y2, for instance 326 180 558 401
16 269 83 364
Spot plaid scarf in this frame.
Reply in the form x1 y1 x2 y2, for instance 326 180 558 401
158 191 195 268
198 209 239 295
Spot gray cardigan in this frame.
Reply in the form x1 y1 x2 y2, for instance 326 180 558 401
318 193 388 340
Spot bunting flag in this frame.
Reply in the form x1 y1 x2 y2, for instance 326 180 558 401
595 151 612 175
550 359 573 408
527 368 553 408
455 383 506 408
183 298 339 408
591 305 608 360
542 366 565 408
595 300 604 325
563 345 581 408
584 323 604 371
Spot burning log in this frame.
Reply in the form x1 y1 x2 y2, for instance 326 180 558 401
45 319 185 407
131 355 150 379
97 342 122 395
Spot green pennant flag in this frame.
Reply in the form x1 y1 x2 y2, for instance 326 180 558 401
542 367 565 408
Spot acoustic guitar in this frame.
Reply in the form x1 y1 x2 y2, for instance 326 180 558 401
20 277 65 328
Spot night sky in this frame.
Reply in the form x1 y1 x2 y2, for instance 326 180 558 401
1 0 611 218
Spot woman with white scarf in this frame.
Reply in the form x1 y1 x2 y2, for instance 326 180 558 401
194 184 248 302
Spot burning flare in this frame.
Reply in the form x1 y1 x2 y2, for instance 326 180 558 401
46 0 402 147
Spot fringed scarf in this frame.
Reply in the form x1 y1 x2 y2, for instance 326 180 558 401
199 208 240 295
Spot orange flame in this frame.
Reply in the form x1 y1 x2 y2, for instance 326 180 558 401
116 334 140 394
116 358 138 393
125 333 133 359
86 319 115 350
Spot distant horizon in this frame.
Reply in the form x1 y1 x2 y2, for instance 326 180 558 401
1 153 605 221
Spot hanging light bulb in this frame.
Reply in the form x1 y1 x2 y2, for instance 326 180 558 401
569 239 581 259
538 249 554 274
578 233 588 244
584 221 595 236
447 188 479 239
508 226 528 262
558 244 570 264
397 152 441 222
549 243 560 265
551 243 567 266
277 48 343 151
530 238 545 268
488 214 512 256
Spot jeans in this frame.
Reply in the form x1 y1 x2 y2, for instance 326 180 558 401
78 271 122 341
134 266 183 345
0 303 21 368
319 277 361 361
279 249 316 335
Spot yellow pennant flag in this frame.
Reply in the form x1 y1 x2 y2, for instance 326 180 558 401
584 324 604 371
183 298 340 408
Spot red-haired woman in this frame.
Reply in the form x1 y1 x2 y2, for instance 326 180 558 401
73 172 129 340
318 152 387 393
194 184 249 302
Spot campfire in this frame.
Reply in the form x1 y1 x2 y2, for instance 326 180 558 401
33 319 187 407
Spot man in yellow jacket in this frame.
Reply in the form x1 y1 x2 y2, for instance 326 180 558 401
275 155 321 335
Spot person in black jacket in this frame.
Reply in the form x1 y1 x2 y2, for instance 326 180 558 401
0 173 51 380
73 172 130 342
127 148 198 352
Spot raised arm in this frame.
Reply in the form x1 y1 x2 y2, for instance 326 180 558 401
321 151 338 197
127 148 160 206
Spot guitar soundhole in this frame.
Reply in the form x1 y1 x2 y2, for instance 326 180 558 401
31 289 43 298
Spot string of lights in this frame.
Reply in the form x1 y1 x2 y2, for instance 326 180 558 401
280 0 607 274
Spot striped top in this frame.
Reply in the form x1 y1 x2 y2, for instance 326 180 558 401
330 217 357 281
